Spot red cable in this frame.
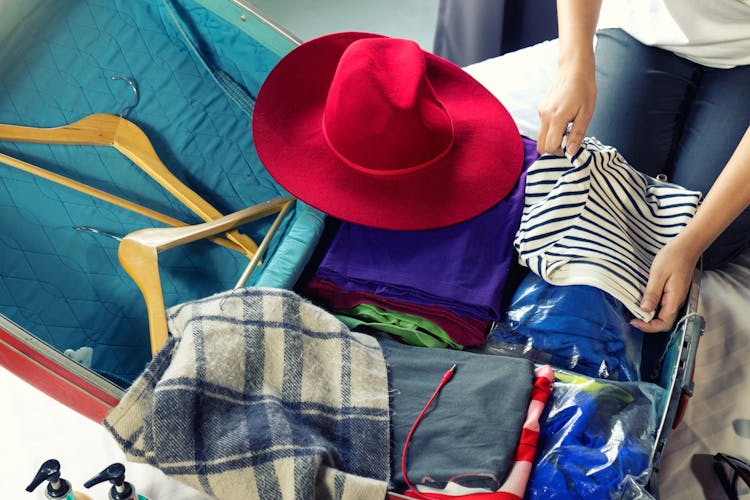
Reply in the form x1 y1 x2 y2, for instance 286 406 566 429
401 363 457 500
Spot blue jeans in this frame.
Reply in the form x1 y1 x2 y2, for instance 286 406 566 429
588 29 750 269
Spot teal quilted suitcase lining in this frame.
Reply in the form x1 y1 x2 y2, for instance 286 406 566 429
0 0 323 384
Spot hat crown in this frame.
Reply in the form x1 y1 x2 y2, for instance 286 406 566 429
322 38 455 175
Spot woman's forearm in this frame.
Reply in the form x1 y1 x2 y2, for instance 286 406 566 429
677 125 750 258
538 0 603 153
556 0 602 67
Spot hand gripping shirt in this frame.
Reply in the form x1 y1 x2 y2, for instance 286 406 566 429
514 137 702 321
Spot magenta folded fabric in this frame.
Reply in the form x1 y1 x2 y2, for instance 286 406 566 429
304 276 491 346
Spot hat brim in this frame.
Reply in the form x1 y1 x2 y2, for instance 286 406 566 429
253 32 523 230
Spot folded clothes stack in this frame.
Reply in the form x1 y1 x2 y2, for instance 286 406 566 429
301 137 538 348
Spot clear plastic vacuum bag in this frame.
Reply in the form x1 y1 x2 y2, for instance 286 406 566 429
490 272 643 381
527 371 664 499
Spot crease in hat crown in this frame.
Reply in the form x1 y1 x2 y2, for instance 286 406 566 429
320 37 455 176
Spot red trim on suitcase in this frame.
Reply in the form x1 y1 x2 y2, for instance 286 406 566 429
0 326 119 422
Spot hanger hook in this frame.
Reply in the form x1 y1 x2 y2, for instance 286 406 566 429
111 76 140 118
74 226 123 241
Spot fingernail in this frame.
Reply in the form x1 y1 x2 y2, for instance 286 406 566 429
640 298 656 312
566 141 579 155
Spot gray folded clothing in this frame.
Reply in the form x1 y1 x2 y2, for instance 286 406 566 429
377 334 535 492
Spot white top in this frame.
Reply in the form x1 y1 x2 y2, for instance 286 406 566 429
598 0 750 69
514 138 702 322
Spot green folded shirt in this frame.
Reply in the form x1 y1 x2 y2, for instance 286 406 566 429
335 303 464 349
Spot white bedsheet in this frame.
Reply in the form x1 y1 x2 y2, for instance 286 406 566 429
466 39 750 499
658 252 750 498
0 364 210 499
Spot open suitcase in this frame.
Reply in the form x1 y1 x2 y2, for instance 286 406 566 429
0 0 325 422
0 1 704 497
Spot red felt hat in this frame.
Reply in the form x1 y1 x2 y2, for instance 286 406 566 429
252 32 523 230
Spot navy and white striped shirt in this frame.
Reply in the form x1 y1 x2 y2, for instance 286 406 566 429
514 138 702 321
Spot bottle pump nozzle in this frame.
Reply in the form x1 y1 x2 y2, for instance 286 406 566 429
84 463 138 500
26 459 72 498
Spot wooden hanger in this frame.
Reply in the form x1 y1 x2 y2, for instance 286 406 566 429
0 151 243 253
118 196 295 354
0 113 259 258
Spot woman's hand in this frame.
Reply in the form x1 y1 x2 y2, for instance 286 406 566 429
631 126 750 332
537 61 597 156
537 0 602 155
630 238 701 333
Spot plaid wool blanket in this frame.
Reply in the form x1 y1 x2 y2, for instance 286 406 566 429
104 287 391 500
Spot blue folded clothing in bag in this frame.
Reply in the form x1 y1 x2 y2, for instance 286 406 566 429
527 372 664 499
490 272 643 380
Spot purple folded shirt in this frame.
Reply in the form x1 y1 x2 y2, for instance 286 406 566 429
316 137 538 320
